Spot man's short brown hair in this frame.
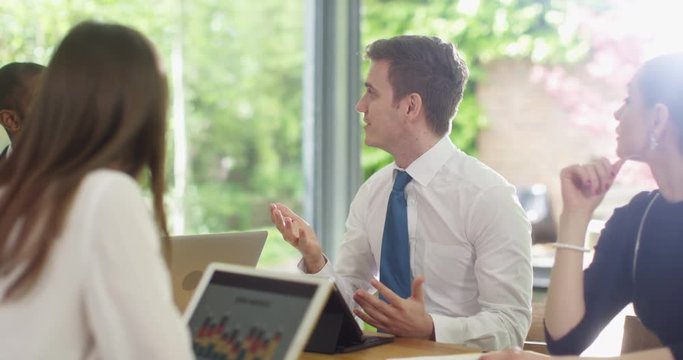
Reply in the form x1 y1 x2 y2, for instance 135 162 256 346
0 62 45 116
366 35 468 136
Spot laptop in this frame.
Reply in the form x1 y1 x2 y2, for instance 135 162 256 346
170 230 267 311
183 263 334 360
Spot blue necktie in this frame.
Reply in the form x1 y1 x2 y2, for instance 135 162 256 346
379 170 412 300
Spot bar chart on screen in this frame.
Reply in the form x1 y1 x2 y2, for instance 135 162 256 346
192 314 283 360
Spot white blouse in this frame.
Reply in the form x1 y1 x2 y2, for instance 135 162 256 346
0 169 194 360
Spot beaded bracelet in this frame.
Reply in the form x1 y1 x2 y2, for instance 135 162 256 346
552 242 591 253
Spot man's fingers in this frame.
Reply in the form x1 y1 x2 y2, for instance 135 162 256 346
353 291 392 326
371 278 404 305
355 303 390 330
273 202 308 224
411 276 426 303
354 290 390 315
353 307 385 332
269 204 286 230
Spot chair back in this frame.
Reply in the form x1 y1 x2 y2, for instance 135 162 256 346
524 302 549 354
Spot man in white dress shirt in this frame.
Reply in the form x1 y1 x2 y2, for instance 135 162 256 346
270 35 532 350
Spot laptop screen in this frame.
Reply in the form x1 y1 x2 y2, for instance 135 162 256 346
185 264 331 360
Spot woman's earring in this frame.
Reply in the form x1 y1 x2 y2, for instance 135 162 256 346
649 134 660 151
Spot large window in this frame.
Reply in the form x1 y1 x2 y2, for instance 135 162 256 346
0 0 304 268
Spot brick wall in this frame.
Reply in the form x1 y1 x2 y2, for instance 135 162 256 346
475 59 654 224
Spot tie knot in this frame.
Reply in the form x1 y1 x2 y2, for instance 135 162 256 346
393 171 412 191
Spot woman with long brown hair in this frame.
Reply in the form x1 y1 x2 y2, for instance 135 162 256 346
0 22 193 359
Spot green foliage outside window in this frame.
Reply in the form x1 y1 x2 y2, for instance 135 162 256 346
1 0 606 268
361 0 593 178
0 0 305 267
0 0 306 235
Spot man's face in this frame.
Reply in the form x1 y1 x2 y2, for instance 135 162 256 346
355 60 408 153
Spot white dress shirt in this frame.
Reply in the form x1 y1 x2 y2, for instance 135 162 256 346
305 136 532 350
0 170 194 360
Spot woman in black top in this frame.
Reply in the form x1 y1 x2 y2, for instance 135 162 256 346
483 53 683 360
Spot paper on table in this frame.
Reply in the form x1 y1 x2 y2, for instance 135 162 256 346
388 353 482 360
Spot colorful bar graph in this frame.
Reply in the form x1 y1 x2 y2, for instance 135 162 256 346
192 314 283 360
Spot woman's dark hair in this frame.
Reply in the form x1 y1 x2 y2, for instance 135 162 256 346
0 21 169 300
638 53 683 152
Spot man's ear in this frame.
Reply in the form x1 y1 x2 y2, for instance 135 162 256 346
405 93 423 120
0 109 21 135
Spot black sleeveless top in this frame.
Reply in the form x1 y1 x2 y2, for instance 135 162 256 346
546 191 683 359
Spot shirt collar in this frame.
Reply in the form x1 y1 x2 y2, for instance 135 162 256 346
0 143 10 158
391 136 457 186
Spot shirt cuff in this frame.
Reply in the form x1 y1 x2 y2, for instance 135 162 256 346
296 254 332 275
431 312 465 344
